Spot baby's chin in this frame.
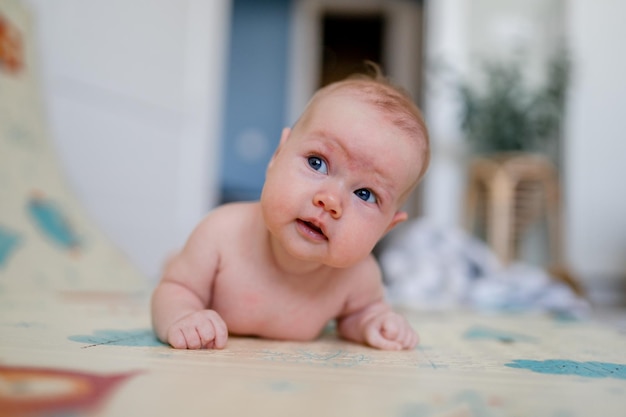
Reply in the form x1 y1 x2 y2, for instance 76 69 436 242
280 244 347 269
315 250 374 270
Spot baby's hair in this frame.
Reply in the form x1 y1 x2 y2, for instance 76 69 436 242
301 62 430 182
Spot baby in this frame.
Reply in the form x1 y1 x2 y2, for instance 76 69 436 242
151 67 430 351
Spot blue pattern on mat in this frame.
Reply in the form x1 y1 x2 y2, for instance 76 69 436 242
27 195 80 249
506 359 626 379
464 325 537 343
0 225 20 267
69 329 165 347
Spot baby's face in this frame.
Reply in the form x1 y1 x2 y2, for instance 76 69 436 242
261 93 424 268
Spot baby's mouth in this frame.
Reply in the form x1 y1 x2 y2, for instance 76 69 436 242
297 219 327 240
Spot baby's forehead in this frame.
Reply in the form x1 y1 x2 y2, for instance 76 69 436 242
317 82 425 132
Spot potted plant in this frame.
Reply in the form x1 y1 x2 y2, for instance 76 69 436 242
457 51 582 294
458 50 569 158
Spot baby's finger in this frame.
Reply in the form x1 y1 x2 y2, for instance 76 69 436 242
167 327 187 349
169 324 200 349
184 326 203 349
365 324 402 351
196 323 217 349
381 318 400 340
402 329 419 349
397 321 412 342
203 310 228 349
212 318 228 349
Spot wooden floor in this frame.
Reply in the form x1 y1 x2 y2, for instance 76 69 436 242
2 289 625 417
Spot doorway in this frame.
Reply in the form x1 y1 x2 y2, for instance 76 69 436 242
319 13 385 87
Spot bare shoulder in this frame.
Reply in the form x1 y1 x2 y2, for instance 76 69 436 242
163 202 260 279
178 201 260 255
199 201 259 227
190 202 259 237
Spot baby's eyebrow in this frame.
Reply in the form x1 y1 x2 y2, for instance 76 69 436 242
311 129 346 152
305 131 349 166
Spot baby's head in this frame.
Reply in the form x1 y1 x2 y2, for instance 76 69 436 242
261 66 430 267
294 67 430 198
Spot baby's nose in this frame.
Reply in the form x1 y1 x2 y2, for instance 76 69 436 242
313 191 342 219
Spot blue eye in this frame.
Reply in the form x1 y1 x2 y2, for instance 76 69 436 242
355 188 377 203
308 156 328 174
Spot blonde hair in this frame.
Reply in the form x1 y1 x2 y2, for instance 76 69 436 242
296 62 430 183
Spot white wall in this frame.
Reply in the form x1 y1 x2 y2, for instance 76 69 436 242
565 0 626 296
24 0 231 281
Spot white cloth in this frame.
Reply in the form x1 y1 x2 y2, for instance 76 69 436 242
380 219 590 317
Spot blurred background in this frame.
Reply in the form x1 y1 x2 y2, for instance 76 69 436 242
20 0 626 306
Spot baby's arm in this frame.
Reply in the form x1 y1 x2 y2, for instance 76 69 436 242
336 261 418 350
151 216 228 349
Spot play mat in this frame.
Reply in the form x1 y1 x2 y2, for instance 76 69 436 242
1 1 625 416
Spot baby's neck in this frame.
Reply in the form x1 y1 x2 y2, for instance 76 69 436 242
265 232 332 278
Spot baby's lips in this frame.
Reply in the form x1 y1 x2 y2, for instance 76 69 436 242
298 218 328 239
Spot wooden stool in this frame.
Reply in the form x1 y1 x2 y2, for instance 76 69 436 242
464 153 583 294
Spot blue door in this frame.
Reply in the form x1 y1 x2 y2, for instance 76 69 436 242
220 0 291 203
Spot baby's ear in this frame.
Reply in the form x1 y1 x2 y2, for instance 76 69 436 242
385 210 408 234
268 127 291 168
279 127 291 146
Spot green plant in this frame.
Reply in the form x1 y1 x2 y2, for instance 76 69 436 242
458 51 570 155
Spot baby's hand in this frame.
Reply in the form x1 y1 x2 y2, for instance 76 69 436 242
363 311 419 351
167 310 228 349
